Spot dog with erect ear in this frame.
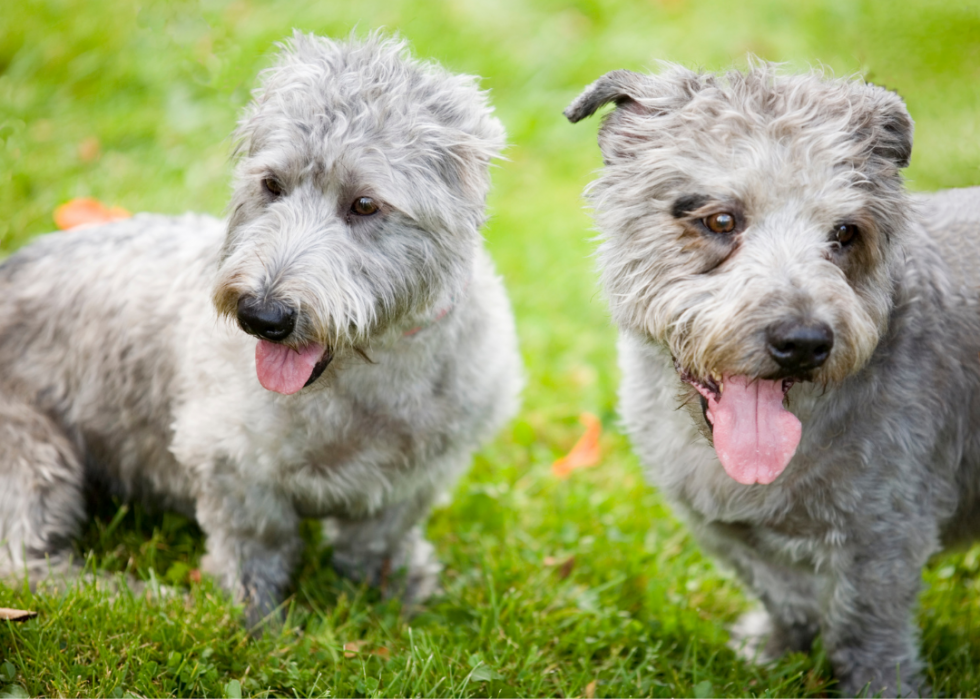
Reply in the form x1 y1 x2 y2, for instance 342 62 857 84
567 60 980 696
0 31 522 628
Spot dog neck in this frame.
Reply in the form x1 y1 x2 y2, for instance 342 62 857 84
403 279 470 337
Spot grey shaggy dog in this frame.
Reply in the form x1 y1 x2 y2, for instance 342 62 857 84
567 62 980 696
0 32 521 626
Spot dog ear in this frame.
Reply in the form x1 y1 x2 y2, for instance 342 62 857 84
868 87 914 169
565 66 704 164
564 70 655 165
444 128 504 202
563 70 649 123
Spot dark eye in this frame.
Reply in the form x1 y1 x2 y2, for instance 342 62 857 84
703 212 736 234
262 178 284 197
833 223 859 247
351 196 379 216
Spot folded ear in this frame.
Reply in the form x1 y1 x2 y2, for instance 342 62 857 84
563 70 649 123
564 65 706 123
565 66 705 164
867 86 914 169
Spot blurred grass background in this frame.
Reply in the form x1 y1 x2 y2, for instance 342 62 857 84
1 0 980 696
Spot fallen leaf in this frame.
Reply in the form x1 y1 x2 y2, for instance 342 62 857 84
543 555 575 580
551 412 602 478
370 647 390 660
585 679 597 698
343 640 367 658
0 608 38 622
188 569 202 584
558 556 575 579
54 198 131 230
77 137 101 162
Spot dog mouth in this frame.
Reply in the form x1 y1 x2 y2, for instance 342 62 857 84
675 360 802 486
305 349 334 387
254 340 333 395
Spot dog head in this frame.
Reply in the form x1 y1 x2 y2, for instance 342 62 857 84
212 31 504 394
567 62 913 483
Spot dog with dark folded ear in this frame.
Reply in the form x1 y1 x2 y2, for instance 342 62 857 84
567 61 979 697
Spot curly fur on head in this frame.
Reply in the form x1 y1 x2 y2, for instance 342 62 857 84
214 31 506 351
568 61 913 385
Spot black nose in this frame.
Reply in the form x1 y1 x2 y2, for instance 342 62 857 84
766 320 834 373
236 296 296 341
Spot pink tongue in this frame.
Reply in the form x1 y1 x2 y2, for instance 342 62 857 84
704 375 801 485
254 340 324 395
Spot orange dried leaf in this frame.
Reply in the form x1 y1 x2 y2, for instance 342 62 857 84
542 555 575 579
77 137 101 162
585 679 597 698
188 568 202 584
551 412 602 478
54 198 131 230
370 646 390 660
0 608 38 622
344 640 367 658
558 556 575 580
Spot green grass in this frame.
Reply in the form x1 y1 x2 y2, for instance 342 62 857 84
2 0 980 696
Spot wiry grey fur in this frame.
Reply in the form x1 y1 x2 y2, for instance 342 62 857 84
567 62 980 696
0 32 521 626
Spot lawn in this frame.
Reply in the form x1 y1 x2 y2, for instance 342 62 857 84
2 0 980 696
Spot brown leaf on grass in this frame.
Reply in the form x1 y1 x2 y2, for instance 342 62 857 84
343 641 390 660
344 641 368 658
585 679 597 698
0 608 38 622
551 412 602 478
558 556 575 579
188 568 202 584
543 555 576 580
78 137 101 162
54 198 131 230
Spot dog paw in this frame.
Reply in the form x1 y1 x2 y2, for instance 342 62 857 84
393 535 442 608
331 527 442 608
728 609 775 663
838 673 928 698
730 607 819 663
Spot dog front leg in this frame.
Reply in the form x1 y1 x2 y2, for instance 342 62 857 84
328 491 441 607
695 520 823 661
822 537 933 697
195 476 302 629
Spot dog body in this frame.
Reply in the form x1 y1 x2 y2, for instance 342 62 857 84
0 34 521 623
566 64 980 695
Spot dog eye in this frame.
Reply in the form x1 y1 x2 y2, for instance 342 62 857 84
703 212 736 234
833 223 859 246
262 178 284 197
351 197 379 216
